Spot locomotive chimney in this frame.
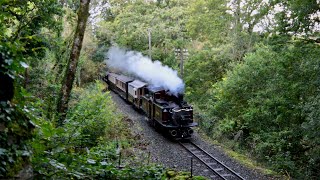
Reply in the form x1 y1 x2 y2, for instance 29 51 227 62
178 93 184 101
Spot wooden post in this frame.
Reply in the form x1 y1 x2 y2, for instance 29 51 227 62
147 151 151 165
118 151 121 167
190 157 193 178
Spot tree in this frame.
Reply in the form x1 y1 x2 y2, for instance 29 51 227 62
96 0 191 66
211 40 320 177
57 0 91 125
273 0 320 35
0 0 62 177
186 0 231 45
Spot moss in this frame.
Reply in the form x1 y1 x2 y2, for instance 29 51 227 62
166 170 176 177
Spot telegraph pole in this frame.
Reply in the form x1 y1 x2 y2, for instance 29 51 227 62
175 48 188 78
148 28 151 59
180 49 184 78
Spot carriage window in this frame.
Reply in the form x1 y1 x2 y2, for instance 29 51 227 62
135 91 137 95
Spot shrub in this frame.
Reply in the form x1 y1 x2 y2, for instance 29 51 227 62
31 81 139 178
210 40 320 177
65 81 126 147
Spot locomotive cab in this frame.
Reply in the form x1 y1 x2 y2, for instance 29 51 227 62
171 106 193 125
141 87 197 139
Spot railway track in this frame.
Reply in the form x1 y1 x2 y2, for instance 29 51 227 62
179 141 245 180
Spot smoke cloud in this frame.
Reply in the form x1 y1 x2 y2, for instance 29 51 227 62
105 46 184 96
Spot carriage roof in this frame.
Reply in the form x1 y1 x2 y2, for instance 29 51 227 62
129 80 147 88
117 75 134 83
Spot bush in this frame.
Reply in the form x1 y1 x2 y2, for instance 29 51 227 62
210 40 320 178
65 81 126 147
31 81 162 178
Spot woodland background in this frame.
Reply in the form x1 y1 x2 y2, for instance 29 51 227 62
0 0 319 179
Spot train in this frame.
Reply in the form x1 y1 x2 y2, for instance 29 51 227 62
103 72 197 139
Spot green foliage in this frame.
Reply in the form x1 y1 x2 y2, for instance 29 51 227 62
96 0 190 63
0 0 62 177
186 0 230 44
65 82 125 147
164 169 207 180
273 0 320 35
184 45 233 109
0 101 34 177
76 54 101 87
91 45 108 63
301 94 320 178
0 0 63 57
2 0 318 178
210 40 320 177
31 81 166 178
0 45 35 178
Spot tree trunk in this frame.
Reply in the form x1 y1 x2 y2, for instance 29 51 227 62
57 0 91 125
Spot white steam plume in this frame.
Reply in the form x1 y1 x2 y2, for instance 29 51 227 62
105 46 184 96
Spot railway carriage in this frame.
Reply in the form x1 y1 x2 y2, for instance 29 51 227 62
115 75 134 101
128 80 147 108
105 72 118 91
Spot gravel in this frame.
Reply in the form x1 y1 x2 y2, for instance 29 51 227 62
109 91 279 180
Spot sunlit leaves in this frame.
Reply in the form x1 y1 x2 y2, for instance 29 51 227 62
271 0 320 35
186 0 230 44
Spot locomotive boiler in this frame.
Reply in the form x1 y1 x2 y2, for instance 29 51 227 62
103 72 197 139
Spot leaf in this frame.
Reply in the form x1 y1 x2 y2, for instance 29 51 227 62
22 150 31 156
20 61 29 68
68 171 85 178
100 161 108 166
8 73 15 79
49 160 67 170
5 59 13 65
0 148 7 155
87 159 96 164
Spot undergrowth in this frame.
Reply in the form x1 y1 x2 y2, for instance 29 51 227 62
30 82 164 179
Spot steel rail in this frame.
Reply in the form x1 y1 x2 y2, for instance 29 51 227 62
179 141 245 180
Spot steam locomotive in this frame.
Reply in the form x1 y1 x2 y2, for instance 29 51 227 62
103 72 197 139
